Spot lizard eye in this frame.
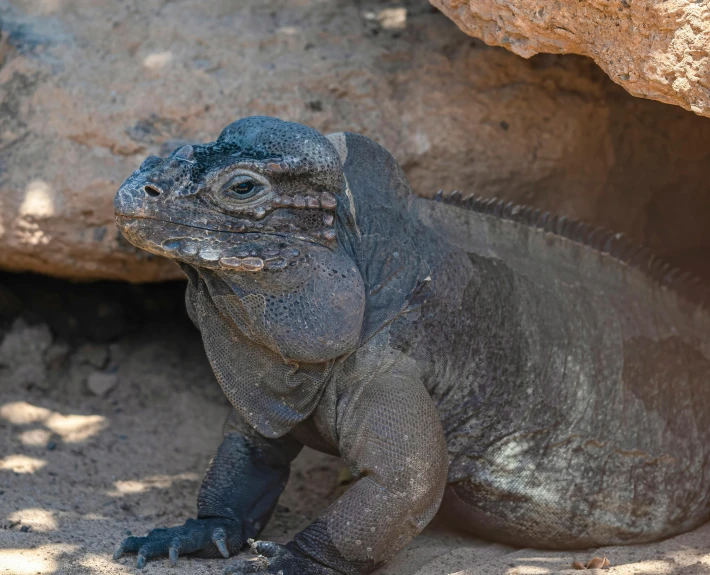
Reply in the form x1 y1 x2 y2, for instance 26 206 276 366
221 175 264 201
232 181 255 195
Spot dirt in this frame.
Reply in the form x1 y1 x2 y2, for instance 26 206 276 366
3 275 710 575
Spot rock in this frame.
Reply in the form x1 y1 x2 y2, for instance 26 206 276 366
431 0 710 117
45 342 70 369
0 318 53 389
86 372 119 397
1 0 710 282
74 343 108 369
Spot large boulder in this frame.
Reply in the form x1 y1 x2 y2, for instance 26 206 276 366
431 0 710 117
1 0 709 281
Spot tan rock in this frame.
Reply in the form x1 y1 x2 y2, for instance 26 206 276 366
1 1 709 281
431 0 710 117
86 372 119 397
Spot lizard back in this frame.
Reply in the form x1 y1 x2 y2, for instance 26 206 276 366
398 193 710 547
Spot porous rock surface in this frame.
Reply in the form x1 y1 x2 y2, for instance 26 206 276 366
431 0 710 117
1 0 710 281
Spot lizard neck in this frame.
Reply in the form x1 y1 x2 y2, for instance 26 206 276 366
333 132 443 343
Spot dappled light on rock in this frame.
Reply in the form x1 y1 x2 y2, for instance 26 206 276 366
19 180 55 219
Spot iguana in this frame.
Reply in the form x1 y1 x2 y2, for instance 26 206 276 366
112 116 710 575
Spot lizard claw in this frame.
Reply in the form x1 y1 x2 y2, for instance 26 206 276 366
169 541 179 566
213 528 230 558
112 517 244 567
112 544 125 560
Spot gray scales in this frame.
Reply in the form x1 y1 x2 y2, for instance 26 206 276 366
112 116 710 575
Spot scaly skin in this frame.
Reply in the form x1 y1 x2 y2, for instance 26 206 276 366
113 116 710 573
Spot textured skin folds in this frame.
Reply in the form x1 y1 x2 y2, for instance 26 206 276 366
114 116 710 573
413 199 710 548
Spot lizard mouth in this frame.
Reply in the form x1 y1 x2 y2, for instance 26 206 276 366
115 214 325 272
115 214 326 246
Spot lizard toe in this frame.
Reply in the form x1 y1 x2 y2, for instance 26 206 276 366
113 517 245 567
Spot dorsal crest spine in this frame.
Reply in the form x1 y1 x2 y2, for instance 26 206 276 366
438 191 710 309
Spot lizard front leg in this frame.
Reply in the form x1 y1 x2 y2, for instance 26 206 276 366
114 410 302 568
226 373 449 575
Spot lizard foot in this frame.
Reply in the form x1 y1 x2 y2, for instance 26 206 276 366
113 517 244 568
224 540 338 575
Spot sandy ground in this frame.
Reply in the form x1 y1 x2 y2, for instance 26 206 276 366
3 283 710 575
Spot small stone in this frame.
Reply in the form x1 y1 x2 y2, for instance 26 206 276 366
46 440 57 451
45 343 70 368
87 372 119 397
75 343 109 369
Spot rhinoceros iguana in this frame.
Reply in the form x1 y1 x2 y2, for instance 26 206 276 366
112 116 710 575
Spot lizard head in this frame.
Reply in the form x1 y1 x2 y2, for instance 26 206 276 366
114 116 346 275
115 116 366 367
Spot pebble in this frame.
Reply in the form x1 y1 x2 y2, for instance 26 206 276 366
87 372 119 396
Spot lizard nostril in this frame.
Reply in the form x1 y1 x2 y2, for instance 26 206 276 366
144 185 161 198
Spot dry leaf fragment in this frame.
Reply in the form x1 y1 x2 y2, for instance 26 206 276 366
586 555 610 569
571 555 610 570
